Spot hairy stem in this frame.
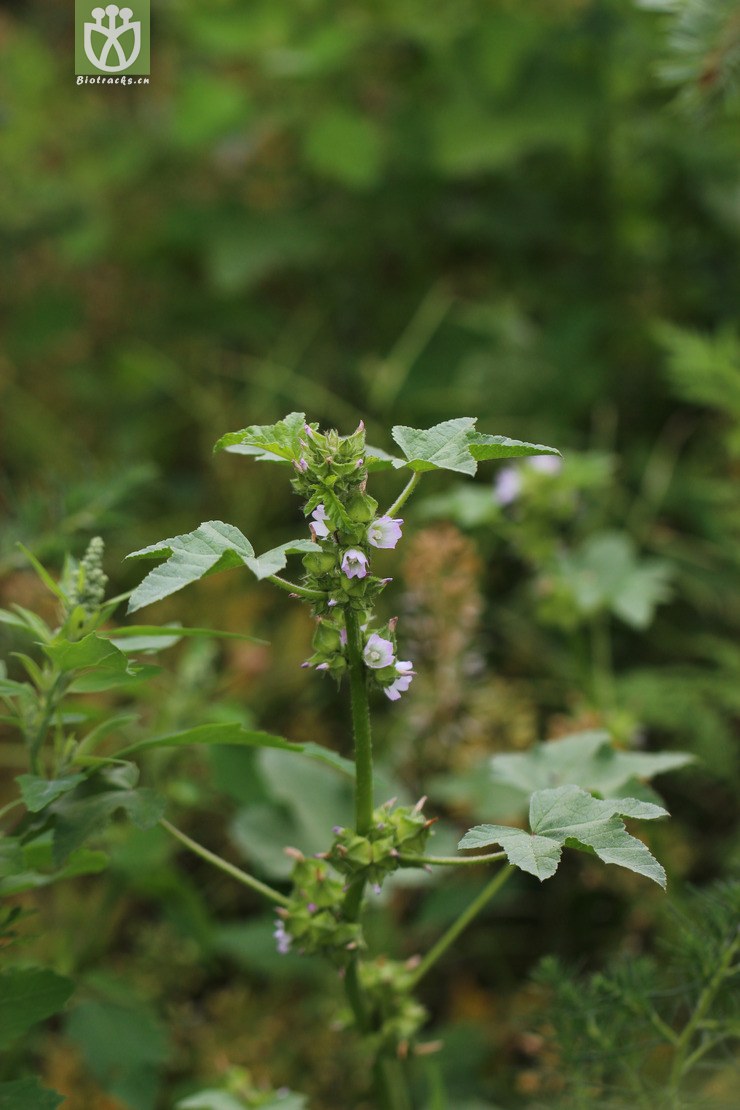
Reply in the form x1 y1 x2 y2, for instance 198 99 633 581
159 818 289 907
399 851 506 867
268 574 325 600
343 608 415 1108
408 865 514 989
342 608 373 1030
386 471 422 519
345 608 373 835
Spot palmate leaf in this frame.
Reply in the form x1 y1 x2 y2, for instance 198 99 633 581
213 412 313 461
490 730 693 801
127 522 318 611
459 785 668 887
391 418 560 475
126 521 255 612
244 539 319 580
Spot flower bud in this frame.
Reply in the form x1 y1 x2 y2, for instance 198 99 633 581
346 493 378 524
302 551 337 575
312 620 343 654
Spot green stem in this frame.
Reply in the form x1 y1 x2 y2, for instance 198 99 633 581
374 1054 414 1110
399 852 506 867
268 574 325 601
28 673 67 775
159 818 289 907
386 471 422 519
342 610 415 1108
342 608 374 1029
345 609 373 835
407 865 514 990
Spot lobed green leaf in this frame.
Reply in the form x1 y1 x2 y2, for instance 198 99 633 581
245 539 320 580
213 412 312 462
468 433 562 461
460 785 668 887
392 418 560 476
126 521 255 612
490 730 693 801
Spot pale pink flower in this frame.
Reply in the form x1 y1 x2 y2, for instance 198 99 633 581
310 504 331 538
363 633 395 669
367 516 403 549
341 548 368 579
384 660 415 701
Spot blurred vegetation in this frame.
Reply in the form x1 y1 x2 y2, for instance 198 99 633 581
1 0 740 1106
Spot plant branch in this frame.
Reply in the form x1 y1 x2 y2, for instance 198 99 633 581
159 818 289 907
407 864 514 989
386 471 422 519
268 574 325 600
399 851 506 867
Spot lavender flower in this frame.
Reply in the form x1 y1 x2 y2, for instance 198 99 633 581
367 516 403 550
274 919 292 955
363 633 395 669
384 660 415 702
296 457 309 473
529 454 562 475
310 504 331 538
341 548 368 579
493 465 522 505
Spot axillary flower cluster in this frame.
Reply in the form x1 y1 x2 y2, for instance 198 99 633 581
294 421 414 701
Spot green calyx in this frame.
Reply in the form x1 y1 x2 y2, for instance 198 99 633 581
360 958 429 1052
346 492 378 523
328 801 434 886
281 857 364 965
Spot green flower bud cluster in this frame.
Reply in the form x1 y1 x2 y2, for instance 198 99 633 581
60 536 110 640
291 422 389 617
303 616 347 678
69 536 109 616
291 420 369 512
326 800 434 887
360 958 429 1054
277 857 364 966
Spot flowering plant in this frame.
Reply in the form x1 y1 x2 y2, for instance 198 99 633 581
1 415 690 1109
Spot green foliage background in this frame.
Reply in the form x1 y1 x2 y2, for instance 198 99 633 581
1 0 739 1107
